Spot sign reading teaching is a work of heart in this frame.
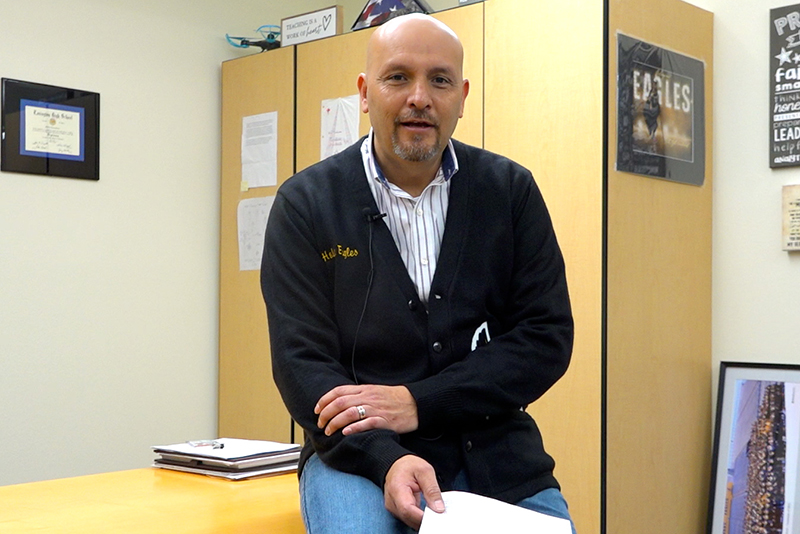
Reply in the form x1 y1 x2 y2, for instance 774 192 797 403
281 5 342 47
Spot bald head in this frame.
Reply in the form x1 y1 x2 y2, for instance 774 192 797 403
365 14 464 77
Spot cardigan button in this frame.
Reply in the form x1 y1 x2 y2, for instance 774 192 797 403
408 300 418 311
432 341 442 353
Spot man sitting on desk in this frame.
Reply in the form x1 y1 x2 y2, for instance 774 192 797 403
261 13 575 534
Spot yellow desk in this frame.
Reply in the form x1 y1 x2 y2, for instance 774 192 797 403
0 468 304 533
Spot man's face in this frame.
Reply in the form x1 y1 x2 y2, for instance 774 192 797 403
358 17 469 168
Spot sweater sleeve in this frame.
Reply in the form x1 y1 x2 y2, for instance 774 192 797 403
405 163 574 433
261 184 412 488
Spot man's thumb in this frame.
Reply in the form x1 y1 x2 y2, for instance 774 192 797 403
423 480 445 513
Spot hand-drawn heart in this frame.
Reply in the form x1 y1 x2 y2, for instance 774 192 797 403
323 14 332 31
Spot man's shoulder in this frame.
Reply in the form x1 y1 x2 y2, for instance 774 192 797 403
451 139 533 190
303 139 365 174
279 139 365 197
451 140 529 175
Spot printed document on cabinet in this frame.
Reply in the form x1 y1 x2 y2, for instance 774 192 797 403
237 196 274 271
241 111 278 188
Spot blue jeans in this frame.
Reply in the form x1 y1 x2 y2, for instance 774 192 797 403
299 453 577 534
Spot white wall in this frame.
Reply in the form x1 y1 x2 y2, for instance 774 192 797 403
681 0 800 383
0 0 374 486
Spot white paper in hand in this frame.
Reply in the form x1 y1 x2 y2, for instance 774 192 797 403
419 491 571 534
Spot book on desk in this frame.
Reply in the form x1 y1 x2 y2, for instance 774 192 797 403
152 438 301 480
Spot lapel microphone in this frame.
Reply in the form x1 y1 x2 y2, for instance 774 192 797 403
362 208 387 223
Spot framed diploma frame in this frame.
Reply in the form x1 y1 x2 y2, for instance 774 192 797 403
1 79 100 180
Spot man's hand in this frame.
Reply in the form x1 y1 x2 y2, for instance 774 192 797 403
315 384 418 436
384 455 445 530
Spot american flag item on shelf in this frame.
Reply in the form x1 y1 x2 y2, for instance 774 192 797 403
352 0 431 31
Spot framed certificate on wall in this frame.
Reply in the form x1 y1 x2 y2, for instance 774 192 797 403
1 78 100 180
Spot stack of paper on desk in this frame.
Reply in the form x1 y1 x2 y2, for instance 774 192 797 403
152 438 301 480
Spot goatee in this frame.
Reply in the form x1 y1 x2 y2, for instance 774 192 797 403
392 111 440 162
392 132 439 162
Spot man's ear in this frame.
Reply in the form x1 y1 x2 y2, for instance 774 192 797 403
459 78 470 118
357 73 370 114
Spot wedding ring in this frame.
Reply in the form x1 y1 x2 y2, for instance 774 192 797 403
356 405 366 420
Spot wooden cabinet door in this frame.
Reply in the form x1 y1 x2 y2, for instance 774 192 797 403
219 46 295 442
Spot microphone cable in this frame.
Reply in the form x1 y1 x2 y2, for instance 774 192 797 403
351 209 386 384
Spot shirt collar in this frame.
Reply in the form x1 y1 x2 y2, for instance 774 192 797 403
363 128 459 187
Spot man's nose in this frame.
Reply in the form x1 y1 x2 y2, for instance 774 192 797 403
407 80 432 109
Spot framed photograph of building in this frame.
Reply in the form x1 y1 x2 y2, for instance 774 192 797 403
708 362 800 534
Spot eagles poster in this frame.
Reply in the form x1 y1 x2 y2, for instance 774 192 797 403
616 33 706 186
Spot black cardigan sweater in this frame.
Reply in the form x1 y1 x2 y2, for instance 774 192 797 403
261 138 573 505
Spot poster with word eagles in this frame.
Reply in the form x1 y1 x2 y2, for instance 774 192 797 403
616 33 705 186
771 4 800 168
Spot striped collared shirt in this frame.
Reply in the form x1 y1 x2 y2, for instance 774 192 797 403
360 129 459 305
